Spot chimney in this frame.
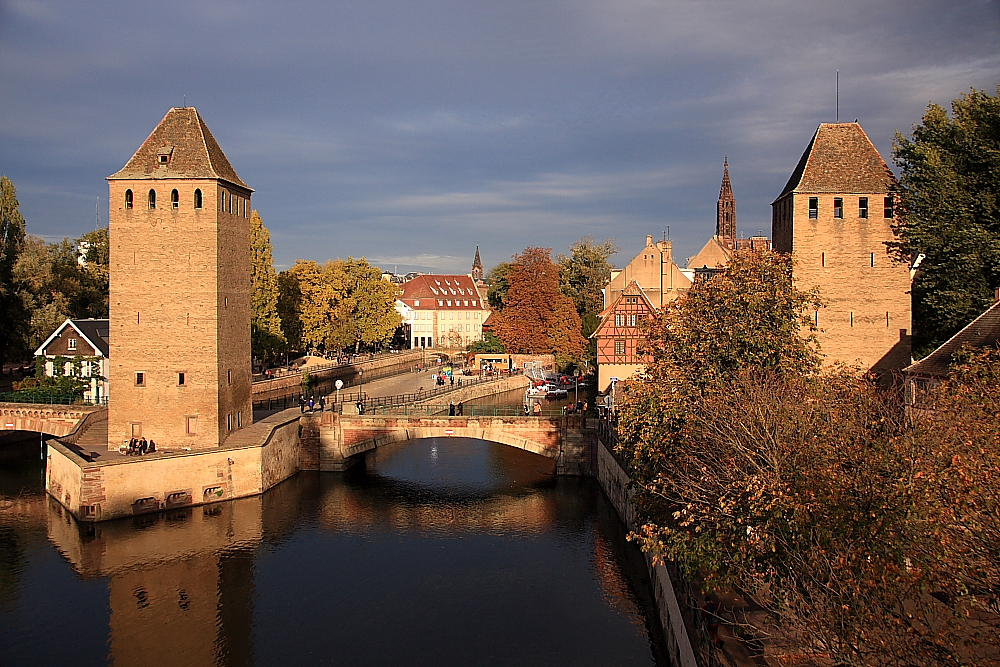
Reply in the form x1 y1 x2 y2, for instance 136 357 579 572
646 234 653 246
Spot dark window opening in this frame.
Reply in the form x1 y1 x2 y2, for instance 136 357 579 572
148 189 156 209
136 372 145 387
171 189 179 209
194 189 202 209
808 197 818 219
884 196 894 218
859 197 869 218
178 372 186 386
125 189 133 209
159 154 169 164
833 198 844 219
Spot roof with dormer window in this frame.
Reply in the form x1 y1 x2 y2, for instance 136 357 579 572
107 107 251 190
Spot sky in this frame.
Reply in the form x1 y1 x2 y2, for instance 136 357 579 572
1 0 998 274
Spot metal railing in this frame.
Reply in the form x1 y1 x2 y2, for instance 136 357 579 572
0 392 108 406
362 403 565 417
252 350 423 383
360 370 520 412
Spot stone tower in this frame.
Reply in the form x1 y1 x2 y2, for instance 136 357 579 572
471 246 484 282
716 158 736 248
771 122 911 376
106 107 253 450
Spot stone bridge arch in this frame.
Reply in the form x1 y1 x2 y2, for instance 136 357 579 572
314 413 592 475
0 403 106 440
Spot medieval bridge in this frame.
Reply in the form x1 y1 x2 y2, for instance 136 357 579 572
0 402 106 440
312 412 594 475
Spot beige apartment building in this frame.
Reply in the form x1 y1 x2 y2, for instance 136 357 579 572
771 121 912 375
396 274 489 349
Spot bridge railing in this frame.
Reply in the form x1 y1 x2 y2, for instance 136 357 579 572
0 392 108 406
362 403 564 417
360 370 522 412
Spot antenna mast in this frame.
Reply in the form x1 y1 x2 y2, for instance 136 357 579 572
836 70 839 123
96 197 100 230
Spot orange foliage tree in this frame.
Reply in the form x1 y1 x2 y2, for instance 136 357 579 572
493 246 587 367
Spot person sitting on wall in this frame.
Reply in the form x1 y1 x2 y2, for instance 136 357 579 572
147 440 156 454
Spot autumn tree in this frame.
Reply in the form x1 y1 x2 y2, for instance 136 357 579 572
892 87 1000 356
250 211 285 360
12 229 110 356
0 176 27 366
278 258 400 354
492 247 587 367
467 331 505 354
616 250 1000 664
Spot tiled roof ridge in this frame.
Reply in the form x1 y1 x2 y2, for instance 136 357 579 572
905 300 1000 376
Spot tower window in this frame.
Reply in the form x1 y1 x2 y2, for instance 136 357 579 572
125 189 133 209
821 252 826 267
833 198 844 219
850 312 854 327
808 197 818 219
148 189 156 209
186 416 198 435
171 189 179 209
870 253 875 267
859 197 869 218
227 370 232 385
194 189 203 209
884 196 894 218
178 372 186 386
227 414 232 431
135 372 145 387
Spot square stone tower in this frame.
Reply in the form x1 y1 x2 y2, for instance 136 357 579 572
771 122 912 376
106 107 253 450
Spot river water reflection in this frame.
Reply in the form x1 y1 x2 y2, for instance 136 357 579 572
1 436 668 666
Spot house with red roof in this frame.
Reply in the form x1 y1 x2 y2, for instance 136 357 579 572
396 275 489 349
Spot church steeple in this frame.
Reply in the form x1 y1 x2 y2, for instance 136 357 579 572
716 158 736 248
471 246 484 281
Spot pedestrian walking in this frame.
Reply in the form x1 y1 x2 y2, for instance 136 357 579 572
319 396 326 412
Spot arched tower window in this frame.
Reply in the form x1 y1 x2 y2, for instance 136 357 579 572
171 189 179 209
148 189 156 209
194 189 202 209
125 189 133 209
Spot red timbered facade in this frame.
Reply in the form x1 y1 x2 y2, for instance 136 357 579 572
593 281 657 390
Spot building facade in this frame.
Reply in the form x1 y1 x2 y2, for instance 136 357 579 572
604 235 691 309
593 281 657 390
396 274 489 349
771 122 911 374
33 319 110 404
106 107 253 450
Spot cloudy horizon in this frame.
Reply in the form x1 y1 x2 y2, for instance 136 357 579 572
2 0 997 273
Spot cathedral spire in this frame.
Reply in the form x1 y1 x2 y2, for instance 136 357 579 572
716 158 736 248
471 245 483 281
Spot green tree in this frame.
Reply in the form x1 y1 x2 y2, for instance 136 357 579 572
493 247 587 366
485 261 512 311
277 269 304 351
558 236 617 331
342 258 401 351
892 86 1000 356
249 211 285 360
0 176 27 366
467 331 506 354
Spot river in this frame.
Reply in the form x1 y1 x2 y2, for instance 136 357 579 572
0 433 669 666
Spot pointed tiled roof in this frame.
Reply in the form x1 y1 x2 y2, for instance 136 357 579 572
472 246 483 271
593 280 656 337
108 107 251 190
774 122 895 201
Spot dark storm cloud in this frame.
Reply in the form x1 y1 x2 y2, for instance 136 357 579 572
1 0 997 271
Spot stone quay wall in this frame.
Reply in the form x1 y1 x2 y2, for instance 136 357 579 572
593 429 699 667
411 374 530 409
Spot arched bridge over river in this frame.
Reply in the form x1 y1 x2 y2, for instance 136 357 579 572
0 402 105 440
311 411 594 476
